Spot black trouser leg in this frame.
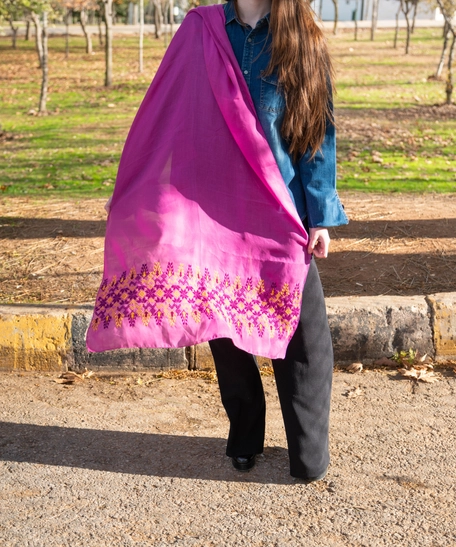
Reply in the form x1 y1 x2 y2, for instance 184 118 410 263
272 259 333 479
209 338 265 458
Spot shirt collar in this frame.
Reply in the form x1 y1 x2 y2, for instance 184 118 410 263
224 0 237 25
224 0 270 27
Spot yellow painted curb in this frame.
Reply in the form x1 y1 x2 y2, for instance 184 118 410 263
427 293 456 360
0 308 72 371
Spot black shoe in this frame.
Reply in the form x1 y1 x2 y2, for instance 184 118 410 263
232 454 256 471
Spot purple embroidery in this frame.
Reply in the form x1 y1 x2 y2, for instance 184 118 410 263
91 262 301 340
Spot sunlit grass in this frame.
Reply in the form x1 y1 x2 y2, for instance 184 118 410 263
0 27 455 196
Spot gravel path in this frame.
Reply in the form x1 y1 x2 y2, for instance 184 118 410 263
1 368 455 546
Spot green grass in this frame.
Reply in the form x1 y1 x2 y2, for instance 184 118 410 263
1 34 166 197
0 27 455 197
336 118 456 193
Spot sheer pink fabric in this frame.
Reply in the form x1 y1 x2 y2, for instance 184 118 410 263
86 4 310 359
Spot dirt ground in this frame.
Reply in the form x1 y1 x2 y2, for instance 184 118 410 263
1 189 456 546
1 367 455 546
0 192 455 304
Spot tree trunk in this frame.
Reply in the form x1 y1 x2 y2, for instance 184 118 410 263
411 0 418 34
405 17 411 54
97 12 104 46
154 0 163 39
80 9 93 55
393 2 401 49
139 0 144 72
31 12 43 68
446 33 456 105
402 1 412 55
370 0 378 41
436 25 450 78
331 0 338 35
8 19 18 49
170 0 174 38
352 0 359 41
39 12 49 114
163 1 169 47
25 19 30 41
64 9 71 59
104 0 113 87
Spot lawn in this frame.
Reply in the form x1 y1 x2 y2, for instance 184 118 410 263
0 26 455 197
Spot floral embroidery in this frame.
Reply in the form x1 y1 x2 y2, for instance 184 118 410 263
91 262 301 340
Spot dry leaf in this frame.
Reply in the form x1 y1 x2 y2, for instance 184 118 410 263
346 362 363 374
398 367 418 378
419 375 440 384
397 367 439 383
343 386 363 398
54 368 94 384
374 357 396 367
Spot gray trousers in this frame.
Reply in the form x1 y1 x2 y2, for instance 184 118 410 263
209 259 333 479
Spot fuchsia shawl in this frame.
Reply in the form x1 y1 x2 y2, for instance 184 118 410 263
86 4 310 359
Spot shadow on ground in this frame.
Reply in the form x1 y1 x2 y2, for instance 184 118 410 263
0 421 294 484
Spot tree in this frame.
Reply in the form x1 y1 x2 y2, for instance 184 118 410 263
30 10 44 66
38 9 48 112
370 0 379 41
434 0 456 103
62 0 99 55
103 0 113 86
394 0 418 55
393 1 401 48
153 0 162 39
79 6 93 54
139 0 144 71
63 6 71 58
331 0 338 35
0 0 24 48
411 0 419 33
20 0 53 112
435 21 451 78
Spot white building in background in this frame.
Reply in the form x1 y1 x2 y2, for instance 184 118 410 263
311 0 438 22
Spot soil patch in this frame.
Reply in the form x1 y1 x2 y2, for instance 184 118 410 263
0 192 455 303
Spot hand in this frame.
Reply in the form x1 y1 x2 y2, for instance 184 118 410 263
104 195 113 215
308 227 330 258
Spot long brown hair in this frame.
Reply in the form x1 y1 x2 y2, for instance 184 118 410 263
263 0 335 161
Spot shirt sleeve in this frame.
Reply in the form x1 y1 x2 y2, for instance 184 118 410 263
298 112 349 228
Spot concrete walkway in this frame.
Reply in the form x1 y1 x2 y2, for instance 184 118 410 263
1 291 455 372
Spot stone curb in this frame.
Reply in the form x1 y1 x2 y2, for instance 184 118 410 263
0 293 455 372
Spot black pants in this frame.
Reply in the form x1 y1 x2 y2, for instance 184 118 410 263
209 259 333 479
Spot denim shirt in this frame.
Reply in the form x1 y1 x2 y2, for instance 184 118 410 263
224 1 348 228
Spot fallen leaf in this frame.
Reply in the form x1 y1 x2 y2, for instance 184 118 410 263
346 362 363 374
419 375 440 384
397 367 440 383
54 368 94 384
343 386 363 398
374 357 396 367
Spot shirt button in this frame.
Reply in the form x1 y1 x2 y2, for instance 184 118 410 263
244 70 249 75
248 38 252 42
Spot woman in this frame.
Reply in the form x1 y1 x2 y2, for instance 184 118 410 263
208 0 347 482
87 0 347 482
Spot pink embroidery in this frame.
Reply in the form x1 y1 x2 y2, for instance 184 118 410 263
90 262 301 340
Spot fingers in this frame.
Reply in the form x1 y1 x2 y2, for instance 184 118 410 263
104 195 113 215
308 227 330 258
